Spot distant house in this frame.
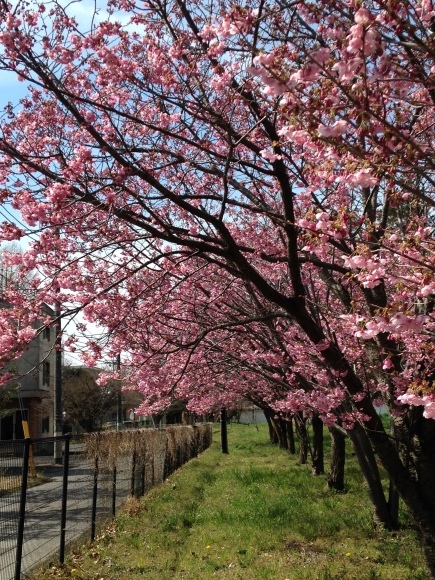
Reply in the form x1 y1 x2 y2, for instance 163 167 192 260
238 404 267 425
0 303 56 440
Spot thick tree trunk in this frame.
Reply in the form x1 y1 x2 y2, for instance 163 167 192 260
406 412 435 517
278 419 290 449
264 410 287 447
327 426 345 491
387 418 400 527
285 417 296 454
295 413 308 464
311 414 324 475
348 424 396 529
388 479 399 528
264 411 278 444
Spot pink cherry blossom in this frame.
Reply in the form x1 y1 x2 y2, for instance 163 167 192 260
260 149 282 162
317 120 348 137
348 169 379 187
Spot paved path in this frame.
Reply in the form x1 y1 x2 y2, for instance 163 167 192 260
0 458 122 580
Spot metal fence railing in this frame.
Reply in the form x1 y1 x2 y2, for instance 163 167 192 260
0 424 213 580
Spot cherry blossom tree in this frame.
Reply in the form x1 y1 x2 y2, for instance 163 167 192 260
95 255 392 514
1 0 435 569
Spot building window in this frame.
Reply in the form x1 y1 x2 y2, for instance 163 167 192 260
42 416 50 433
43 326 51 341
43 361 50 386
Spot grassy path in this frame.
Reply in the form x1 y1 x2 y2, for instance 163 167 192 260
30 424 428 579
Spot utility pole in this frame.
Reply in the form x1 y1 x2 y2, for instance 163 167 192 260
116 354 122 431
54 295 63 464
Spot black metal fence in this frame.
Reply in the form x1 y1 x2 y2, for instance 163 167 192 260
0 424 212 580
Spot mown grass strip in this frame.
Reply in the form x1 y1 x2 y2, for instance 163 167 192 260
29 424 428 579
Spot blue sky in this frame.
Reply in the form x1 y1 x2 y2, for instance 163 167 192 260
0 70 31 247
0 68 34 249
0 70 28 105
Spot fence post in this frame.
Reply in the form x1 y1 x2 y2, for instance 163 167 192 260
220 408 229 454
59 435 70 563
112 466 117 518
141 464 145 496
91 454 99 541
15 438 31 580
130 449 137 497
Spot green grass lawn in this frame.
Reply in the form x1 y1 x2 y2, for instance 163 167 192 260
29 423 428 579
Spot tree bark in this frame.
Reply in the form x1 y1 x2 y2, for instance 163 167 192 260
295 413 308 465
348 424 396 529
264 410 289 448
327 426 346 491
311 414 324 475
285 417 296 454
388 479 400 528
387 417 400 527
265 415 275 444
278 419 290 449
